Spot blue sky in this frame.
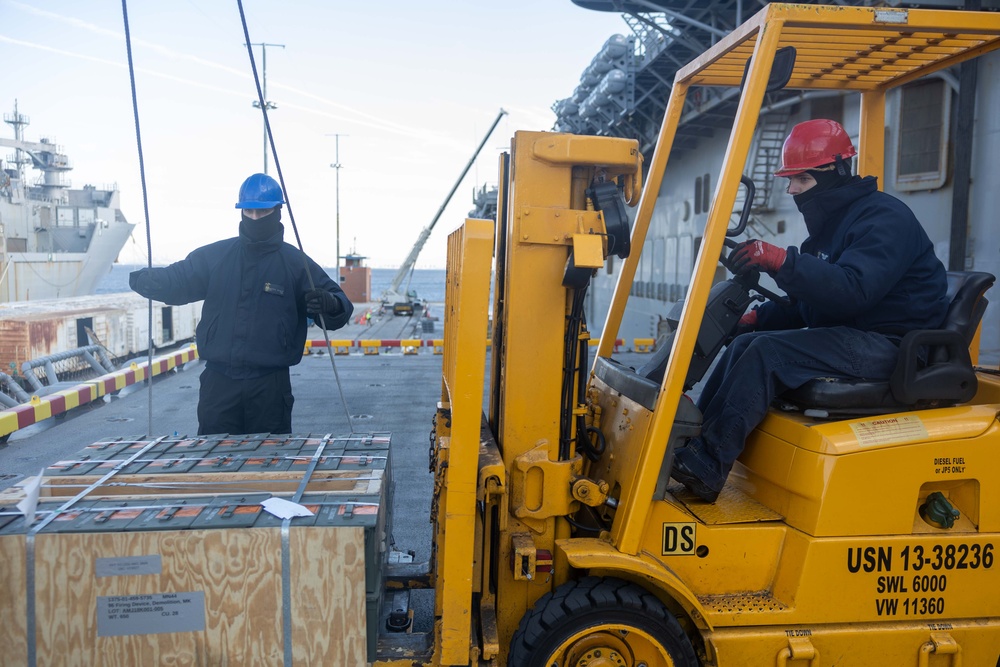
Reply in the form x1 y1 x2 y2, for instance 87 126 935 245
1 1 629 268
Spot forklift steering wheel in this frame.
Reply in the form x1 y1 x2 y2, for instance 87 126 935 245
721 177 792 310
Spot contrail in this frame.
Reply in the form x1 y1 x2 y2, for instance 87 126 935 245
0 35 249 98
0 33 467 145
5 1 463 145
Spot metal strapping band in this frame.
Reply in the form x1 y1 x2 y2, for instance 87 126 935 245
50 453 388 465
97 475 381 490
1 500 380 516
281 432 333 667
25 436 167 667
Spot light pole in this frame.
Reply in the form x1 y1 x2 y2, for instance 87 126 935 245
328 134 348 277
248 42 284 175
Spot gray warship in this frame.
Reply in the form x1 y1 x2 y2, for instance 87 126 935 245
0 101 134 302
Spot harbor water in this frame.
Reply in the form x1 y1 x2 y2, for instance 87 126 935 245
98 264 447 303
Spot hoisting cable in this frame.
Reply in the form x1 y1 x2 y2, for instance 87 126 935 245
236 0 356 434
120 0 156 437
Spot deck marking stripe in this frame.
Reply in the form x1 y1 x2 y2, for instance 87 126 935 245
16 405 35 429
0 347 199 438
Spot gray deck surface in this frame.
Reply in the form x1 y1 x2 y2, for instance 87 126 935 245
0 303 648 634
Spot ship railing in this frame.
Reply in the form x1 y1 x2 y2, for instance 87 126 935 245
19 345 116 396
0 372 31 408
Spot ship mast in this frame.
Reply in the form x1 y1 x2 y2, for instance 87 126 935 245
3 100 31 182
247 42 284 175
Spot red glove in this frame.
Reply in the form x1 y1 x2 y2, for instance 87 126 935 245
729 239 787 275
735 309 758 336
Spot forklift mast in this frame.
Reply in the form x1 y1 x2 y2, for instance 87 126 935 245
432 133 641 664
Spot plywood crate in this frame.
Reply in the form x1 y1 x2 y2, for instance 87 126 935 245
0 432 393 666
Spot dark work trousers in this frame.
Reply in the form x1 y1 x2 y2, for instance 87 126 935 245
674 326 900 493
197 366 294 435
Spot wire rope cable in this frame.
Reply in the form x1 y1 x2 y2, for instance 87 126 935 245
120 0 156 435
236 0 356 433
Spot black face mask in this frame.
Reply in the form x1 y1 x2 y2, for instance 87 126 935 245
792 160 854 211
239 208 282 242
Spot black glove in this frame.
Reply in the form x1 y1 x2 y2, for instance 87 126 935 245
305 289 343 317
129 269 160 297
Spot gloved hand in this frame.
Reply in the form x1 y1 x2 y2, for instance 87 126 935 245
729 239 787 275
735 309 758 336
129 269 161 297
305 289 343 317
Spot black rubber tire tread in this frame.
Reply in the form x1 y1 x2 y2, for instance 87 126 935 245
508 575 698 666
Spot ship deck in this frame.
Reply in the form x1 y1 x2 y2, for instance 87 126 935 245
0 301 646 633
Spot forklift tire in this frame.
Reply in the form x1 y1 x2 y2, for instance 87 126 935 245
509 576 698 666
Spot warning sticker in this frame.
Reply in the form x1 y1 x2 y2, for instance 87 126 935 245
850 415 928 448
97 592 205 636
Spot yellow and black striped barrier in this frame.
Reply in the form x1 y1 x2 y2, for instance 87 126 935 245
0 346 199 440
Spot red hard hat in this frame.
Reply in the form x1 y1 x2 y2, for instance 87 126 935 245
775 119 857 177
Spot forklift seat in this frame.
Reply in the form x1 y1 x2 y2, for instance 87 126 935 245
781 271 995 416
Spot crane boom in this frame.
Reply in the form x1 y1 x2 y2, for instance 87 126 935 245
382 109 507 308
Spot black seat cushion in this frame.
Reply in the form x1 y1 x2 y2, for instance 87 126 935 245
782 271 994 415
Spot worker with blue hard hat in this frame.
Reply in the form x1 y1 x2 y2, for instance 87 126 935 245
130 173 353 435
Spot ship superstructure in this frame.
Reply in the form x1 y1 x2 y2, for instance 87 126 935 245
554 0 1000 362
0 102 134 302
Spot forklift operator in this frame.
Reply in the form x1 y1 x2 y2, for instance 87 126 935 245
670 119 949 503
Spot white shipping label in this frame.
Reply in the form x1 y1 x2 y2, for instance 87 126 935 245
97 592 206 636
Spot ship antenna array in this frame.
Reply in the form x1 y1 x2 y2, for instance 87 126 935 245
246 41 284 176
3 99 31 182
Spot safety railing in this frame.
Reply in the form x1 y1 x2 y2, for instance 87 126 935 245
0 345 199 441
19 345 116 393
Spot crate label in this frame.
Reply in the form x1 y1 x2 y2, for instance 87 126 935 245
97 592 205 636
96 555 162 577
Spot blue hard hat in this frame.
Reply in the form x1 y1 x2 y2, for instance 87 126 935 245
235 173 285 209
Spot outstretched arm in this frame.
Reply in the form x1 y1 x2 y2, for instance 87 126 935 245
129 248 213 305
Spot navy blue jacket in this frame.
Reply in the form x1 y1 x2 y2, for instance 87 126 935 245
756 177 948 336
130 225 352 377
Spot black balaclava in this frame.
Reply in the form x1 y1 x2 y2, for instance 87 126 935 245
239 207 282 242
792 158 854 212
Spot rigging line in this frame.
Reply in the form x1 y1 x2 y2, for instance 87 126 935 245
120 0 156 436
236 0 356 434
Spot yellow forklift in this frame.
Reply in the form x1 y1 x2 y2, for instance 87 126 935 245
396 5 1000 665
